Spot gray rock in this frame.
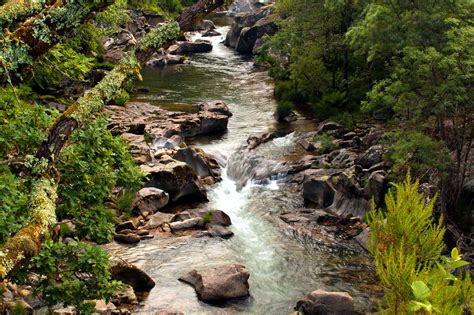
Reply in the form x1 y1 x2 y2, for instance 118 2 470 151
174 209 232 226
133 187 169 214
179 264 250 301
194 19 216 31
303 173 336 208
146 54 185 67
354 227 371 252
110 260 155 292
116 220 137 233
208 224 234 238
141 159 207 202
202 29 221 37
169 217 204 231
172 147 213 177
364 170 387 207
169 40 213 55
144 212 176 229
296 289 355 315
198 100 232 117
114 233 141 244
357 144 384 168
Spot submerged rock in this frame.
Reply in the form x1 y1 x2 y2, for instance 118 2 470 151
179 264 250 302
295 289 355 315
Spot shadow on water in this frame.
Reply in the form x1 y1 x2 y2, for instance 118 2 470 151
111 23 380 314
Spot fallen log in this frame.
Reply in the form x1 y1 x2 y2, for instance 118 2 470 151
177 0 225 31
0 22 180 279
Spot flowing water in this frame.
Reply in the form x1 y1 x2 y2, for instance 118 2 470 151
108 23 378 314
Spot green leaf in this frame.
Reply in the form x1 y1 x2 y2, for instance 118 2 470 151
411 280 431 301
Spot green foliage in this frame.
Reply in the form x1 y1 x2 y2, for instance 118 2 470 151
33 44 94 91
57 115 143 243
386 131 450 181
202 211 213 224
275 100 294 121
313 133 337 154
261 0 367 119
0 167 29 244
11 301 28 315
138 21 180 51
111 89 130 106
96 0 130 33
368 175 472 313
115 189 137 215
0 85 56 157
31 240 122 313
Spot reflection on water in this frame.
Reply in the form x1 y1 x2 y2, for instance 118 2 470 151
117 25 378 314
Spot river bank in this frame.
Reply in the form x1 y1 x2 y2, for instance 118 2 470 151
100 14 386 314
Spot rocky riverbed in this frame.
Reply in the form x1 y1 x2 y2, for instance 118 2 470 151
93 9 387 314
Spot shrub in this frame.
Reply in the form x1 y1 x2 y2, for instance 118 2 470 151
111 89 130 106
31 240 122 313
57 115 143 243
313 133 337 154
0 167 29 244
386 131 450 181
368 175 472 314
275 100 294 121
115 189 137 216
0 85 56 157
33 44 95 91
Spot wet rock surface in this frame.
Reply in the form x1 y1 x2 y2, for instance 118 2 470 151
110 260 155 292
296 289 355 315
225 5 278 55
179 264 250 302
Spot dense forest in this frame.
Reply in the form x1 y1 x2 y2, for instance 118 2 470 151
0 0 472 314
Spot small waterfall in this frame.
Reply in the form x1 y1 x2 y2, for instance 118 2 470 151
225 133 296 189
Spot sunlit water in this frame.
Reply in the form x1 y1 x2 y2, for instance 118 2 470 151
110 24 378 314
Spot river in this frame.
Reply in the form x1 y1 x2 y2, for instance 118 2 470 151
108 22 377 314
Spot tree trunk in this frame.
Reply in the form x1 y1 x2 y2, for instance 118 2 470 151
0 21 181 279
177 0 225 31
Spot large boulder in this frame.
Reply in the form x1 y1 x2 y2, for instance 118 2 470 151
110 260 155 292
141 159 207 202
193 19 216 31
225 5 273 49
179 264 250 302
198 100 232 117
169 40 213 55
303 169 371 218
364 170 387 207
172 147 213 177
173 209 232 226
295 289 355 315
357 144 384 169
302 171 338 208
235 17 278 54
133 187 169 214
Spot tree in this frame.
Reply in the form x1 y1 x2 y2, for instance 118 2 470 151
261 0 367 118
